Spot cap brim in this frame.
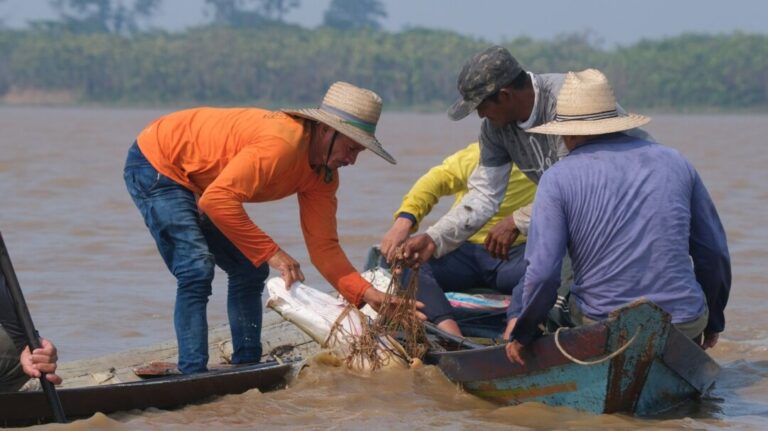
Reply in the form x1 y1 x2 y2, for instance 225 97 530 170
283 109 396 165
447 96 481 121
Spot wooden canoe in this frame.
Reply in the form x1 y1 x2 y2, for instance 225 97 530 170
0 308 319 427
0 359 298 427
425 300 720 415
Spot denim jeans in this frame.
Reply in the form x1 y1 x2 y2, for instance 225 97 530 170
123 142 267 374
415 242 527 324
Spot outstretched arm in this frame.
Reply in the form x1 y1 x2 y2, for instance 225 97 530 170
508 174 567 357
383 143 480 262
425 125 513 258
425 162 512 259
689 168 731 347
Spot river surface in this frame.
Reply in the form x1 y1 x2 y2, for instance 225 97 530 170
1 106 766 430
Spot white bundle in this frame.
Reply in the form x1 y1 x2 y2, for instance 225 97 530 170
265 277 407 371
359 268 393 319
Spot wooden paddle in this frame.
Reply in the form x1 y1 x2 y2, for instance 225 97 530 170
0 232 67 423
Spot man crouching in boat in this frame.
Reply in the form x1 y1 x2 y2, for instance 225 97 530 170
505 69 731 365
124 82 422 375
380 141 536 337
1 273 61 391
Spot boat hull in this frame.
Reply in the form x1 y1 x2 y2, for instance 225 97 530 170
426 301 720 415
0 360 295 427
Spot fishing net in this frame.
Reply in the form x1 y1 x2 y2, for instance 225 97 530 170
325 248 428 371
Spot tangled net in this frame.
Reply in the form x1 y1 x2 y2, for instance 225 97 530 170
325 248 429 371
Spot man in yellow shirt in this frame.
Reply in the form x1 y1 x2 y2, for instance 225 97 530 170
380 142 536 336
124 82 415 374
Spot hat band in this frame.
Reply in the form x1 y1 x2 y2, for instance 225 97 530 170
320 103 377 134
555 109 618 122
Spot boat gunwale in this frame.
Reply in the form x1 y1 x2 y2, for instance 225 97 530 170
427 322 610 382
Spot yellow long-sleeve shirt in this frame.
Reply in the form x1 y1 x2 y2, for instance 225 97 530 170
395 143 536 246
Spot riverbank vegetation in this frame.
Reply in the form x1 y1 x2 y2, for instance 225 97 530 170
0 25 765 110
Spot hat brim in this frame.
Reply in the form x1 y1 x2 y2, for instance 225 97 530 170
447 96 482 121
282 109 396 165
527 113 651 136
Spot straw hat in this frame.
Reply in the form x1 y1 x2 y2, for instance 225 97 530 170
527 69 650 135
282 81 396 164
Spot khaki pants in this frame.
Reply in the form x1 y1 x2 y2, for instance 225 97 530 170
568 296 708 341
0 326 27 392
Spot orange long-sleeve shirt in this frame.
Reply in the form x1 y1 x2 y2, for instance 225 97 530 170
137 107 370 306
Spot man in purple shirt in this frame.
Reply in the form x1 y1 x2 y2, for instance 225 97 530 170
505 69 731 364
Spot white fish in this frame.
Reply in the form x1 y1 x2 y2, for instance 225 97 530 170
265 276 408 372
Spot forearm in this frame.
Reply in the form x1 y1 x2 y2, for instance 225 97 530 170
694 249 731 333
510 275 560 344
511 204 533 237
425 164 510 257
506 278 525 320
509 176 566 344
425 204 492 258
689 173 731 333
309 242 370 306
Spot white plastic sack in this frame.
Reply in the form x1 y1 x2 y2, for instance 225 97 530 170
359 268 393 319
266 277 407 371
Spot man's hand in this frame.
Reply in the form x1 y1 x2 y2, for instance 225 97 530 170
505 340 526 366
485 216 519 260
700 331 719 350
402 234 437 268
20 338 62 385
380 217 413 263
362 286 427 321
267 249 305 288
502 318 517 341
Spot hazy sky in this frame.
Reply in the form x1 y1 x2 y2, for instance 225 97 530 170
2 0 767 46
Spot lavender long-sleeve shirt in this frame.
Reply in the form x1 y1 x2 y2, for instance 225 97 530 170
511 133 731 345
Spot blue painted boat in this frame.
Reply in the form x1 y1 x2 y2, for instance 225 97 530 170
424 300 720 415
362 246 719 414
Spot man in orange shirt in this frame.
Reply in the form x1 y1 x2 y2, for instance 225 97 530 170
124 82 404 374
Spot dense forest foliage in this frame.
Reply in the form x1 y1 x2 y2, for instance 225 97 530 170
0 25 766 110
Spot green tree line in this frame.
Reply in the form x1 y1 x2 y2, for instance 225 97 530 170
0 25 766 110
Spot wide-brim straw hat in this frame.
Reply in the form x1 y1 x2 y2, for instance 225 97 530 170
528 69 650 135
282 81 396 164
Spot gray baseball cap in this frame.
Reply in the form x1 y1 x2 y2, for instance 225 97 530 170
447 46 524 121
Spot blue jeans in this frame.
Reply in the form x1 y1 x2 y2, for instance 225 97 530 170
415 242 527 324
123 142 267 374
